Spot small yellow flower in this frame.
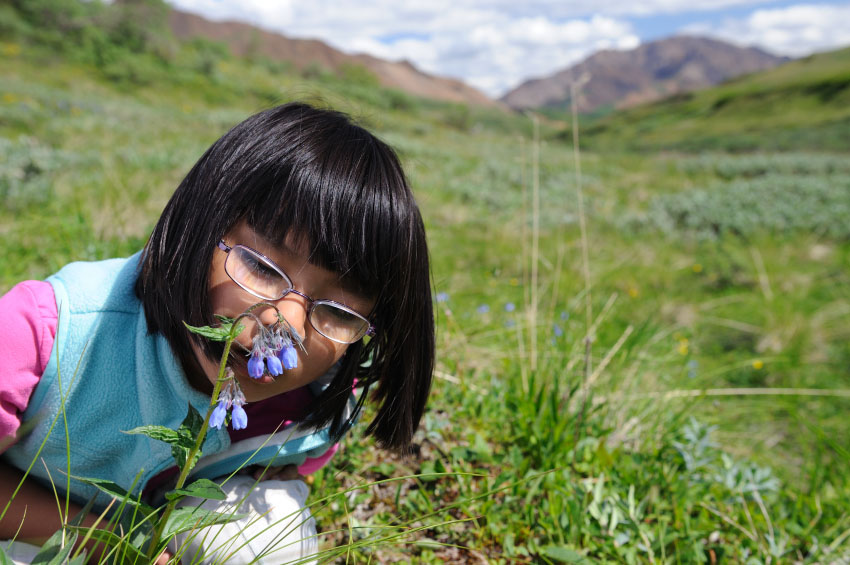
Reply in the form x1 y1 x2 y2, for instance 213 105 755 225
752 360 764 370
2 93 16 104
1 43 21 57
692 263 703 273
677 339 689 355
627 287 639 298
509 278 519 287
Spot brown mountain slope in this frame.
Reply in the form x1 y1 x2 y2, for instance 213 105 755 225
169 9 499 108
501 36 787 113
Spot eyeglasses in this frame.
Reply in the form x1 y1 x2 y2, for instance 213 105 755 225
217 240 375 344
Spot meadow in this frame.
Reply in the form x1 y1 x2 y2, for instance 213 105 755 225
1 6 849 562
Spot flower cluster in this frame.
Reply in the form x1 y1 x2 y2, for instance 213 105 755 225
210 368 248 430
246 320 301 379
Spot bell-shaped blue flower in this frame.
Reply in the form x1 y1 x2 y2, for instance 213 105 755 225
266 353 283 376
247 354 265 379
209 401 228 429
231 404 248 430
278 344 298 370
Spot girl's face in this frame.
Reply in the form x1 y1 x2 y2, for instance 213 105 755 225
191 221 375 402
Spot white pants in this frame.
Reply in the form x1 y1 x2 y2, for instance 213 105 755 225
2 477 318 565
170 476 319 565
0 540 40 565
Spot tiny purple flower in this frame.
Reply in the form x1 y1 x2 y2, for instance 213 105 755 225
553 324 564 337
476 304 490 314
278 344 298 370
266 353 283 376
504 302 516 312
209 401 228 429
247 354 265 379
435 292 449 303
231 404 248 430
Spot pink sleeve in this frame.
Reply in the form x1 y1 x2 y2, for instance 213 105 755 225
297 442 340 475
0 281 58 450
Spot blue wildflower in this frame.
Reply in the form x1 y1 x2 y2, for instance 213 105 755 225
209 401 228 429
278 344 298 370
231 404 248 430
504 302 516 312
247 354 265 379
476 304 490 314
553 324 564 337
435 292 449 303
210 369 248 430
266 352 283 376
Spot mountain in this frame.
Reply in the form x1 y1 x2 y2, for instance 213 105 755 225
168 9 499 108
501 36 788 113
580 46 850 152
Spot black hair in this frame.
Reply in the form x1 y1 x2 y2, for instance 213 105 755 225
136 102 434 451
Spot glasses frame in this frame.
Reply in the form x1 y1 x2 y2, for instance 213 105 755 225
217 240 376 344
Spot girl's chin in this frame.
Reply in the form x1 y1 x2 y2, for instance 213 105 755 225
250 374 277 385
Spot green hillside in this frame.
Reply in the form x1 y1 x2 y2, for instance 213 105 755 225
2 2 850 563
582 46 850 152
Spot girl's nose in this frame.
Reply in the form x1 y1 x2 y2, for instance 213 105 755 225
274 294 309 338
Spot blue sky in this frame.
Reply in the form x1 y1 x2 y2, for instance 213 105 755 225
168 0 850 97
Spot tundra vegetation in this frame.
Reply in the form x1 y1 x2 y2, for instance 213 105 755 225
1 1 849 562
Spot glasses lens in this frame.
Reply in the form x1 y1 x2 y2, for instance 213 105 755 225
310 302 370 344
226 246 290 300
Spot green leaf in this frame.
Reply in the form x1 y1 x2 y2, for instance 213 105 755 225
123 425 180 444
165 478 226 502
173 403 204 471
30 528 77 565
183 322 231 341
66 555 87 565
161 507 246 539
179 403 204 441
541 546 589 564
65 527 147 563
72 475 156 516
124 403 204 470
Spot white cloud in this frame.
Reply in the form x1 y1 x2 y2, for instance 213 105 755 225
681 3 850 56
170 0 643 96
167 1 845 98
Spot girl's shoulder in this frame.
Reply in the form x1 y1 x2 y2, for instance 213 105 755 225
0 280 58 449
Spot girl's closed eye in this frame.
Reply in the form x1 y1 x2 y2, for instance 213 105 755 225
239 249 284 288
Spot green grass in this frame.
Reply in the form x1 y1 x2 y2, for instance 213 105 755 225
2 24 850 563
580 47 850 153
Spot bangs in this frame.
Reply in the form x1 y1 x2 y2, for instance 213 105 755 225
242 124 412 300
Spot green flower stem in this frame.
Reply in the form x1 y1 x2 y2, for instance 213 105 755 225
147 328 238 560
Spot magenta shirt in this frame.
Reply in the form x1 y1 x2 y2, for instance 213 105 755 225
0 281 336 474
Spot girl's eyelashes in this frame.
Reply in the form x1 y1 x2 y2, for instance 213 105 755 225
243 254 278 277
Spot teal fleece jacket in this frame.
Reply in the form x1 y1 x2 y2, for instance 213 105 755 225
3 254 348 508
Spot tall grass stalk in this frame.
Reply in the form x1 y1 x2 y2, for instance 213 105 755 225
529 114 541 379
570 76 595 465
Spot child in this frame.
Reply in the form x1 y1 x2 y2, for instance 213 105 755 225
0 102 435 563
